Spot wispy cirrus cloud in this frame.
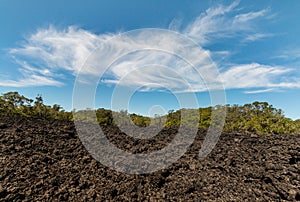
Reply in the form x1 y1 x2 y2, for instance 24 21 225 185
220 63 300 90
2 1 299 93
9 26 104 74
0 73 63 87
244 88 279 94
181 1 271 45
274 48 300 61
243 33 275 42
1 26 106 87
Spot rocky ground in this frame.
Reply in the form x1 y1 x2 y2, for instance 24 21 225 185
0 116 299 201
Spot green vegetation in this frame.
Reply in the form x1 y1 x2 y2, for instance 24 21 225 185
161 102 300 135
0 92 72 120
1 91 300 135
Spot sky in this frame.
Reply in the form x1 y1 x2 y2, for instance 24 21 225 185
1 0 300 119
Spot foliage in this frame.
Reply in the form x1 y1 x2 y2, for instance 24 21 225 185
130 113 151 127
1 91 300 135
163 102 300 135
223 102 298 135
0 92 72 120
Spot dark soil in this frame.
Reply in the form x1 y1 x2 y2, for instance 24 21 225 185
0 116 299 201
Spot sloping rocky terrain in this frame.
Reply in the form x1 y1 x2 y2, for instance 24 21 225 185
0 116 299 201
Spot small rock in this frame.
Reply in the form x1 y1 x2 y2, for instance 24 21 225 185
234 138 240 142
250 134 258 138
265 163 276 170
0 123 7 129
189 163 196 170
289 189 297 196
0 186 8 198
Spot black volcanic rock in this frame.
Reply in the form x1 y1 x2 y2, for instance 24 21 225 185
0 116 299 201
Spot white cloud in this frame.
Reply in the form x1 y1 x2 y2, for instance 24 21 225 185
0 58 64 87
220 63 300 90
182 1 271 45
10 25 105 74
5 26 218 91
1 26 108 87
274 48 300 61
244 88 279 94
243 33 274 42
3 2 300 94
0 74 63 87
233 9 268 23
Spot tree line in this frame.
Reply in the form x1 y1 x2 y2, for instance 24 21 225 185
163 103 300 135
0 92 72 120
1 91 300 135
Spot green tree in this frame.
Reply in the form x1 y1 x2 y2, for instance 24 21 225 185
96 108 114 126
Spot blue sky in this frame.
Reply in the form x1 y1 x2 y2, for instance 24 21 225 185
1 0 300 119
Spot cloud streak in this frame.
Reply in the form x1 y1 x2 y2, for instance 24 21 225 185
182 1 271 45
220 63 300 89
0 74 63 87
